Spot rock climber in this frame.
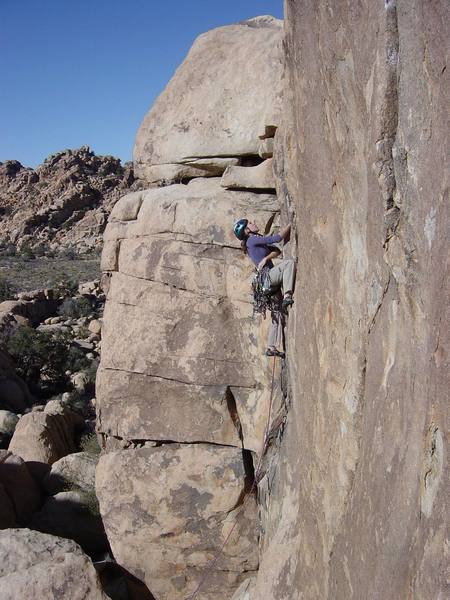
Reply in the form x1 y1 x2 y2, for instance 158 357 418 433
233 218 295 358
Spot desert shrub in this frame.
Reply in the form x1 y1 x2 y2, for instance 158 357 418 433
0 275 13 301
80 432 101 455
7 327 88 396
84 359 99 387
58 296 92 319
51 272 79 298
0 242 16 256
63 388 88 414
66 346 91 373
19 243 35 260
79 489 100 516
59 246 78 261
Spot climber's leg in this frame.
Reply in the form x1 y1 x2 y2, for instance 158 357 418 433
269 259 296 305
281 259 296 295
267 312 280 348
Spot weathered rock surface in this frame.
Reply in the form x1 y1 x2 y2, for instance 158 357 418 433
98 178 279 452
0 451 41 525
134 16 283 182
0 528 107 599
96 444 258 600
247 2 449 599
0 146 141 254
43 451 97 495
142 157 240 185
221 158 275 190
30 490 108 555
0 410 19 447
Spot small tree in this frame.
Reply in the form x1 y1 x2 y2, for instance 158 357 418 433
7 327 88 396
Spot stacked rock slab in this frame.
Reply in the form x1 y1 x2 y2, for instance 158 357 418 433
96 16 283 600
134 15 282 183
242 2 449 600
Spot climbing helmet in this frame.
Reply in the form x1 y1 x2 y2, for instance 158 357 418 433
233 218 248 240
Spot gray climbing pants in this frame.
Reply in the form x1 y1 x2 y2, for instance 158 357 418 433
267 258 295 295
267 259 296 348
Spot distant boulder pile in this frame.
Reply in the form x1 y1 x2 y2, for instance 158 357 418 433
0 146 142 256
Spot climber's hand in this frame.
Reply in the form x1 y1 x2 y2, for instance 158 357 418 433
258 257 268 271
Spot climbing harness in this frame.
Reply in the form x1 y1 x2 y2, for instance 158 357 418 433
251 266 282 319
186 356 278 600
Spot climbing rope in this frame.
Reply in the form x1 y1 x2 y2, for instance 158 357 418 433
186 356 278 600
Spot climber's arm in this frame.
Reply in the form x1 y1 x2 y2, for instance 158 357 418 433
257 247 281 271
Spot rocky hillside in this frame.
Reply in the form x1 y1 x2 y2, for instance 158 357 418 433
0 146 141 255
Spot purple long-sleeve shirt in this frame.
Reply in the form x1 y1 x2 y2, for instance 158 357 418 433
246 233 282 268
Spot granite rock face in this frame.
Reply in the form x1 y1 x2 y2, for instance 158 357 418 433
245 2 449 599
98 5 447 598
97 179 278 597
98 178 279 452
96 445 258 600
134 16 283 183
0 528 107 599
97 16 283 599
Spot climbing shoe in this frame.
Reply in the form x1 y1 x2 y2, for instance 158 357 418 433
265 348 285 359
282 295 294 309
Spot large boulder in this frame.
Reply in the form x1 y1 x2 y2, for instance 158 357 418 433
134 16 283 182
98 178 279 452
0 528 107 599
96 444 258 600
43 451 97 495
8 403 82 476
0 451 41 525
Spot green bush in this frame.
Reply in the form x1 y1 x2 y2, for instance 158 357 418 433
6 327 88 396
0 275 13 301
80 432 101 455
83 359 99 387
58 296 92 319
51 272 79 298
19 243 35 260
79 489 100 516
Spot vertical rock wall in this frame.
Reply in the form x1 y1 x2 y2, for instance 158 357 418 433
96 16 285 600
246 1 449 599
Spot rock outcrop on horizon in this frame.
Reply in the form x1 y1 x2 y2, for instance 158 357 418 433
96 15 284 600
0 146 141 255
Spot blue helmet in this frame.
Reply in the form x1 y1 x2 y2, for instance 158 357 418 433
233 218 248 240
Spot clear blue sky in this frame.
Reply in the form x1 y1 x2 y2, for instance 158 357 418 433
1 0 284 168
